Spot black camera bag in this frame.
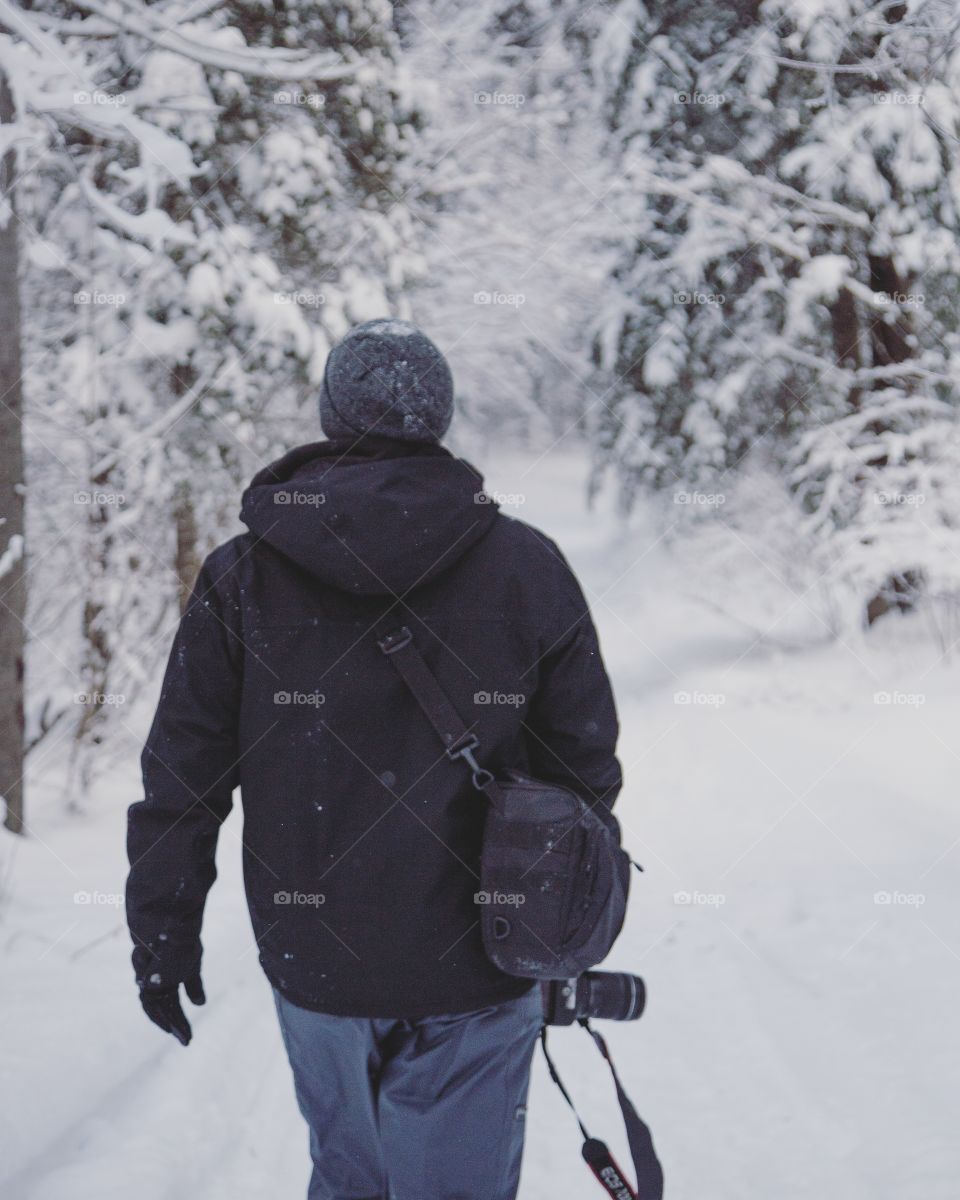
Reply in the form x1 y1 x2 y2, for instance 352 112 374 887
378 625 632 981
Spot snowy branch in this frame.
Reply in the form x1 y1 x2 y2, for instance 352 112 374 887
0 534 23 581
89 363 222 479
65 0 358 82
758 54 899 75
78 177 197 248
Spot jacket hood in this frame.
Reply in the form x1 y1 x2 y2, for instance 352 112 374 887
240 436 499 596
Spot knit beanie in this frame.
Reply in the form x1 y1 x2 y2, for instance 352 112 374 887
319 319 454 444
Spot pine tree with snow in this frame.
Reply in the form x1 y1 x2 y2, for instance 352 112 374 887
590 0 960 626
1 0 424 802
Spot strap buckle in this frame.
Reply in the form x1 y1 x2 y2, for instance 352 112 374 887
446 732 494 791
444 731 479 760
378 626 413 655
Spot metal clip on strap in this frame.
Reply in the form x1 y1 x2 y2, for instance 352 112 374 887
377 625 500 802
445 732 495 791
378 626 413 655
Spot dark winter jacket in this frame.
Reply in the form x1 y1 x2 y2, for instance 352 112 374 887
126 435 622 1019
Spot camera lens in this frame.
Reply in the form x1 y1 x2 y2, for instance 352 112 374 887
579 971 646 1022
541 972 647 1025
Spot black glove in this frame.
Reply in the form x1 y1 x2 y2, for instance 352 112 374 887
139 973 206 1046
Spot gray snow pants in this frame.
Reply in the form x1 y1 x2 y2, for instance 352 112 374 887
274 986 543 1200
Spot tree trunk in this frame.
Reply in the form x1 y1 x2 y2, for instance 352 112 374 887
862 255 919 626
174 480 200 614
70 461 112 810
0 68 26 835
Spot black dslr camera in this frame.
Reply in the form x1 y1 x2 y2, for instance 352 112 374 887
541 971 646 1025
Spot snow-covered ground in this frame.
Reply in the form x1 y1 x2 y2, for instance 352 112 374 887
2 451 958 1200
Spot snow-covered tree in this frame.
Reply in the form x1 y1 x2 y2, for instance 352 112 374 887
401 0 621 444
590 0 960 626
0 64 25 832
1 0 425 803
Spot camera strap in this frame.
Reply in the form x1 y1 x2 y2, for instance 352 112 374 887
377 624 505 811
540 1024 664 1200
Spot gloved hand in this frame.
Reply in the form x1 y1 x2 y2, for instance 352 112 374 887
139 972 205 1046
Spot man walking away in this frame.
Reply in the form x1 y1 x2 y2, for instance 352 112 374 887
126 318 623 1200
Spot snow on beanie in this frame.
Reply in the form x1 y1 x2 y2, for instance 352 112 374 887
319 318 454 444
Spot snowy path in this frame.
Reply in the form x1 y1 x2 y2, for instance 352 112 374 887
2 452 958 1199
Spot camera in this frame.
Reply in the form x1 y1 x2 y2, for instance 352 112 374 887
541 972 646 1026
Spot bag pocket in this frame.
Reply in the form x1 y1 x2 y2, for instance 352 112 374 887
557 822 593 941
478 776 631 979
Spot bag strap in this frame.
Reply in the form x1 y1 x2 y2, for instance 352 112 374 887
377 625 505 811
540 1024 664 1200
